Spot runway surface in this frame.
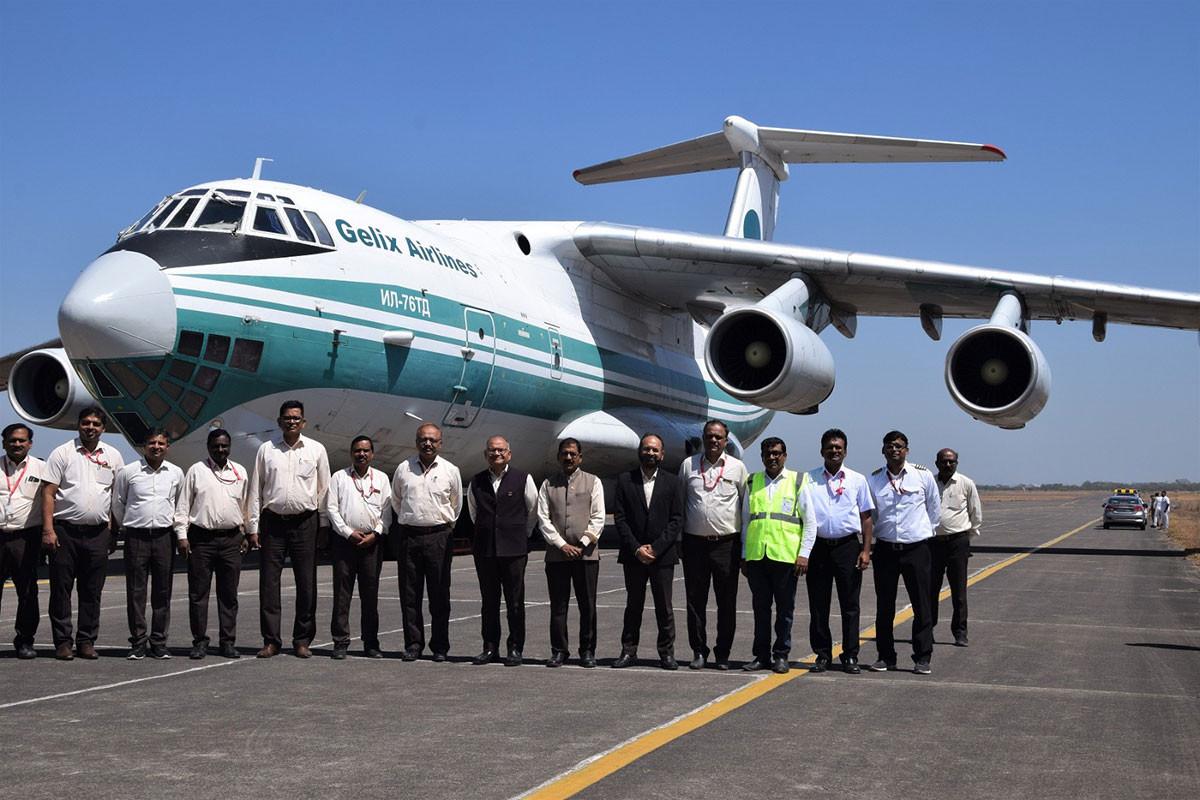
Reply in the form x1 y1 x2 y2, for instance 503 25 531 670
1 492 1197 799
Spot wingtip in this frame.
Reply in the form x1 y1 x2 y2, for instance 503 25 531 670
982 144 1007 160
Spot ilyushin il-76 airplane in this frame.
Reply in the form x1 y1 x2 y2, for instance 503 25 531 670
3 116 1198 475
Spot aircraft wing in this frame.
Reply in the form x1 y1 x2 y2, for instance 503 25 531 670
0 339 61 392
573 223 1200 331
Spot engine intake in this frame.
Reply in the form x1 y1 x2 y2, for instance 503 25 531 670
8 348 93 429
704 306 835 413
945 325 1050 429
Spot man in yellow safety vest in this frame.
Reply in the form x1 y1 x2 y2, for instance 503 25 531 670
741 437 814 674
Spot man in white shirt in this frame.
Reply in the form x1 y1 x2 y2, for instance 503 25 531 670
247 399 331 659
1156 491 1171 530
41 406 126 661
866 430 940 675
804 428 874 674
325 435 391 660
931 448 982 648
114 429 183 660
1 424 44 659
537 438 605 667
175 428 249 659
677 420 748 670
391 423 462 662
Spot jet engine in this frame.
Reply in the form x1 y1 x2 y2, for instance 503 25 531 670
945 297 1051 429
704 297 835 414
7 348 94 430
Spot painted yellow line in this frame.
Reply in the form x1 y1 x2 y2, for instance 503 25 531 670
520 517 1099 799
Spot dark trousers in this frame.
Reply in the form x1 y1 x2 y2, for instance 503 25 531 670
259 510 318 648
620 561 675 657
331 534 383 649
187 527 242 646
873 539 934 664
806 534 863 661
123 527 175 647
681 534 740 661
474 553 527 652
0 526 40 647
546 559 599 656
398 525 453 654
745 558 798 660
49 522 110 647
929 532 970 640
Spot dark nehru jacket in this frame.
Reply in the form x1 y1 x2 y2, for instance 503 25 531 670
470 467 532 557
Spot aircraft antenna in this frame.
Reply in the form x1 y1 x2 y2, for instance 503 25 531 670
355 190 368 204
251 157 274 180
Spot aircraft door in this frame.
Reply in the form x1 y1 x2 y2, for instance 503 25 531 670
548 324 564 380
443 307 496 428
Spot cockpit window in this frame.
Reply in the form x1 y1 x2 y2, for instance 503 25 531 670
193 194 246 231
257 192 276 201
253 206 287 235
277 195 295 205
284 207 315 242
165 197 200 228
122 198 168 237
149 198 182 229
304 211 335 246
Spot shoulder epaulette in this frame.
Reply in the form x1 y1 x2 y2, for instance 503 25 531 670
911 463 928 471
871 467 884 476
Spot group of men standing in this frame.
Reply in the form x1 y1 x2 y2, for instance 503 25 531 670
0 405 982 674
1147 491 1172 530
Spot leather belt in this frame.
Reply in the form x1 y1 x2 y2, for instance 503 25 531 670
58 521 108 536
401 523 452 535
815 533 859 545
876 539 929 552
688 532 739 542
189 525 240 537
124 526 173 536
263 508 316 522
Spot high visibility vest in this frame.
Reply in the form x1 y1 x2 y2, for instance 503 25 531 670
745 469 809 563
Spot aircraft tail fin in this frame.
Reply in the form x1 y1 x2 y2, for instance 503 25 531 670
573 116 1005 242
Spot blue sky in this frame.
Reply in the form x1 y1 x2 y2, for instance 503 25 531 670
1 1 1196 484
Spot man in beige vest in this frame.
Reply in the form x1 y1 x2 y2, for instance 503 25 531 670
536 438 605 667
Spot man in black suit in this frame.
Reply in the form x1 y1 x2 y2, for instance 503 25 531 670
612 434 683 670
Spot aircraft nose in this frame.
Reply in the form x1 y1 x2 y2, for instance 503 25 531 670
58 250 177 360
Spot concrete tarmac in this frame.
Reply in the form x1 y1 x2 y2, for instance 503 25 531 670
1 493 1197 799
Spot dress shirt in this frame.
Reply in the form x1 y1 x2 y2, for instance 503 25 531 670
43 438 126 525
867 462 941 544
678 453 747 537
113 460 184 529
805 465 874 539
174 459 250 541
641 468 658 507
936 472 982 537
390 455 462 526
2 456 45 531
741 469 818 559
465 465 539 531
246 435 331 535
536 470 606 550
325 466 393 538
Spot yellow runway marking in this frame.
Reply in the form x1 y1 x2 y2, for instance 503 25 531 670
518 517 1099 800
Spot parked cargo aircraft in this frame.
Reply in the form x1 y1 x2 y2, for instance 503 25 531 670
2 116 1198 476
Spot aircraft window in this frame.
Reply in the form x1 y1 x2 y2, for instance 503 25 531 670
123 199 168 237
304 211 335 246
168 359 195 382
181 189 208 196
285 208 316 242
194 365 220 391
165 197 200 229
164 413 190 440
215 188 250 197
87 364 121 398
253 206 287 235
134 359 164 379
193 195 246 231
160 380 184 400
149 198 182 229
203 334 231 364
144 392 170 420
230 338 263 372
113 412 152 446
180 391 207 419
277 195 295 205
107 361 148 399
257 193 276 201
178 330 203 357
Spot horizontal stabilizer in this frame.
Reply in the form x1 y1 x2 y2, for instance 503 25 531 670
574 116 1005 185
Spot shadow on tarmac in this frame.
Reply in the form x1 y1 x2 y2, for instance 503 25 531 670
1125 642 1200 652
970 545 1184 558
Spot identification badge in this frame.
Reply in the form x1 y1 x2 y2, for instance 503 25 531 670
781 498 794 515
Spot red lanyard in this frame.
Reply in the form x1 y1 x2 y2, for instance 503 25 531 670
700 457 726 491
888 470 907 496
3 457 29 497
351 468 378 499
81 446 110 470
825 469 844 497
207 459 241 484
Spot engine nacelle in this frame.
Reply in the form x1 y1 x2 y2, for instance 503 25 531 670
8 348 94 430
704 306 835 412
945 324 1051 429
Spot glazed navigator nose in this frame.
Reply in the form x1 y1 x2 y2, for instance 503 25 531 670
58 250 177 360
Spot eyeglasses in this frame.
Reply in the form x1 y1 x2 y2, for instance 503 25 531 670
883 443 908 451
279 417 304 424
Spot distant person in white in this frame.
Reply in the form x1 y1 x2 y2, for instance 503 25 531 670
1 423 45 660
1155 491 1171 530
113 428 183 660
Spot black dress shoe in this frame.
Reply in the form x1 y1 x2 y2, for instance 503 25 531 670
190 643 207 660
842 658 861 675
15 643 36 660
714 658 731 671
771 656 790 674
809 655 829 673
431 652 448 663
400 648 420 662
473 648 498 665
331 646 348 660
547 651 567 668
954 635 969 647
689 653 706 670
219 642 240 659
742 658 767 672
504 650 522 667
612 652 637 669
364 647 383 659
659 655 678 671
580 651 597 668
